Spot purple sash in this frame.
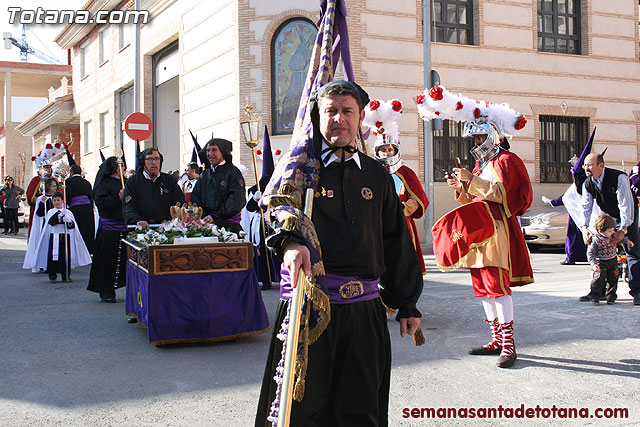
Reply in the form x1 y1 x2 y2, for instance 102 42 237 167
204 210 242 224
70 195 91 207
99 216 128 232
279 264 380 304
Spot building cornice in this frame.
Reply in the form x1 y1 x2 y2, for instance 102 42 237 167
54 0 124 49
16 95 77 136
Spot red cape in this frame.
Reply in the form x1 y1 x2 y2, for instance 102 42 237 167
472 150 533 286
396 165 429 273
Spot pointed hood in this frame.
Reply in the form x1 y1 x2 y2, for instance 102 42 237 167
261 125 275 181
571 127 596 176
65 147 77 167
189 129 202 165
572 127 596 195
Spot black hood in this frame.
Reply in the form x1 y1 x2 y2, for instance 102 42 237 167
137 148 163 173
202 138 234 168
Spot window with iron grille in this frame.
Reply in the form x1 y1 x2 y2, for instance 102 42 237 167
433 120 475 182
538 0 581 54
539 116 588 183
432 0 473 45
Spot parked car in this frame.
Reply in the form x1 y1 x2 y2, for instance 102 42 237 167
0 196 29 228
521 205 568 246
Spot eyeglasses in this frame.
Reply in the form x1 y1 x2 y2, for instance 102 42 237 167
145 157 161 162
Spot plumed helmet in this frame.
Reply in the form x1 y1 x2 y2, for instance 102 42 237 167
363 98 404 173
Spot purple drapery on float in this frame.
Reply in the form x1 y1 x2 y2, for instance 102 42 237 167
125 264 269 344
260 0 359 423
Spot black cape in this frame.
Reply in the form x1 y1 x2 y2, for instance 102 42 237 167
65 175 95 254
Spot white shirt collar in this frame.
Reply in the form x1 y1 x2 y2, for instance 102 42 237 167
321 141 361 169
211 159 226 172
142 170 159 182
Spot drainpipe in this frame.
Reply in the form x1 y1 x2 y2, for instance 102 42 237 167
422 0 433 248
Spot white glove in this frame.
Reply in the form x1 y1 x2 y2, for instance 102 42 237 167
541 196 552 205
62 215 74 224
252 190 262 202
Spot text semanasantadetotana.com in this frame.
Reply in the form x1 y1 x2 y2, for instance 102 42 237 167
403 405 629 419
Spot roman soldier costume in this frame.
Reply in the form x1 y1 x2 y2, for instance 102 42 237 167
419 85 533 368
364 98 429 273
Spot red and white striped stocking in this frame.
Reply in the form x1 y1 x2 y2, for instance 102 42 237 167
483 318 502 351
499 321 515 358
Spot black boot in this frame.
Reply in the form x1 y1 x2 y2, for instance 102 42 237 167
469 319 502 355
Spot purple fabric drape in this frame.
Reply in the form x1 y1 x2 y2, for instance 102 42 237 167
125 263 269 343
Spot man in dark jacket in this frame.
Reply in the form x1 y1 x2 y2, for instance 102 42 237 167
122 148 185 228
65 164 95 254
191 138 246 233
2 176 24 235
580 152 640 305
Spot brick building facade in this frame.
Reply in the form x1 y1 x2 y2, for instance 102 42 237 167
52 0 640 242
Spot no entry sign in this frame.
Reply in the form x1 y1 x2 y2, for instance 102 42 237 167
124 112 153 141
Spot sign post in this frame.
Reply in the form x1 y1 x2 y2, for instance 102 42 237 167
124 112 153 141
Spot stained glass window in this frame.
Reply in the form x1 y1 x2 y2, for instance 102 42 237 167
272 19 317 135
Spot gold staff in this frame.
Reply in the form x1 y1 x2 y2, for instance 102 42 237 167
240 98 272 289
114 147 126 189
278 188 315 427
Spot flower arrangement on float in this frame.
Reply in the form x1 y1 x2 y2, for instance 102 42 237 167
127 203 246 245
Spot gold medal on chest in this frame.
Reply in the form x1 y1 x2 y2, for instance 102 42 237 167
361 187 373 200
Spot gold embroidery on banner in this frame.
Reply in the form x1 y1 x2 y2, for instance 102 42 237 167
339 281 364 299
451 229 464 242
137 291 143 308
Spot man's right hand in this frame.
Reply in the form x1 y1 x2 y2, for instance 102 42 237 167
137 220 150 230
283 241 311 288
446 174 463 193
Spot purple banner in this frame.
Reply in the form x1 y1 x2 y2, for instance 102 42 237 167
279 264 380 305
69 195 91 207
125 263 269 343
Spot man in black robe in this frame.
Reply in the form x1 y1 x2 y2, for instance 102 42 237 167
65 164 95 254
87 157 128 303
191 138 246 234
255 81 423 426
122 148 185 228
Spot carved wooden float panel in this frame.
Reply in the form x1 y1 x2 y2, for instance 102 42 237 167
123 239 253 275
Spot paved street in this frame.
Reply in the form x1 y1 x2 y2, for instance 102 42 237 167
1 233 639 426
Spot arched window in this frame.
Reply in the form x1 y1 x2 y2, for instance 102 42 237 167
271 18 317 135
